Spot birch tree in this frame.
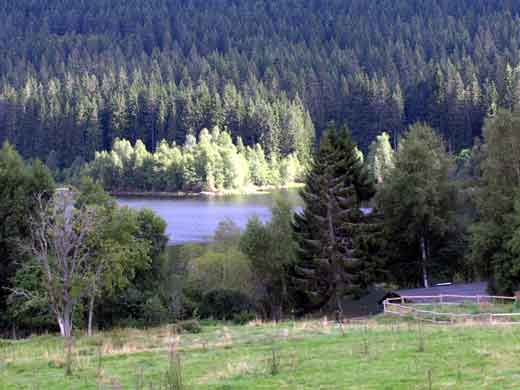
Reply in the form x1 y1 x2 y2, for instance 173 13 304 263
377 124 457 288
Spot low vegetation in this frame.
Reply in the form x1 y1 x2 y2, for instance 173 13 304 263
3 318 520 389
411 302 520 315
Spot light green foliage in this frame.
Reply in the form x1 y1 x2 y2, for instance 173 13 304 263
188 219 253 294
75 176 154 294
247 144 271 186
279 154 303 185
354 146 364 164
367 132 395 184
240 199 296 318
84 129 304 192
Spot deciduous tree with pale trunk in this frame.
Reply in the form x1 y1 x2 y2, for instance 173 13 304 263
377 123 458 288
21 190 98 338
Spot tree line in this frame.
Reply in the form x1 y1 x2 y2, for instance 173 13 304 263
82 127 305 193
2 107 520 335
4 0 520 167
158 111 520 319
291 111 520 314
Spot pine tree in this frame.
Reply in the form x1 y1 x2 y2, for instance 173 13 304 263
291 126 376 314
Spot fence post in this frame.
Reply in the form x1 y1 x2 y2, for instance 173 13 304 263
476 295 480 305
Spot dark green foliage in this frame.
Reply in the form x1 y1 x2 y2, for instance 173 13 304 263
199 289 255 321
469 110 520 293
2 1 520 168
0 141 55 333
231 311 256 325
377 124 463 288
291 126 379 314
172 320 202 334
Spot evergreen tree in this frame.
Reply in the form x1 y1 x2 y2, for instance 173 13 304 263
291 126 375 314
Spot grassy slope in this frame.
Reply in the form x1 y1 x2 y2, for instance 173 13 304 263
2 317 520 389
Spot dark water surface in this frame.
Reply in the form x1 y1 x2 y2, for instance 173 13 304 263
117 189 302 244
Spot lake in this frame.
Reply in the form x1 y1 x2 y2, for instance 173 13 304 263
117 189 302 244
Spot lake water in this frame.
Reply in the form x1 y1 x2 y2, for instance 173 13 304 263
117 189 302 244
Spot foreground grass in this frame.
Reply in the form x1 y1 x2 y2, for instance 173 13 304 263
2 317 520 389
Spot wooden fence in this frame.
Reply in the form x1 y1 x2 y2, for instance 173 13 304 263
383 295 520 324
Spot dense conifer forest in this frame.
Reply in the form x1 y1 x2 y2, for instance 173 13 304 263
2 0 520 168
4 0 520 350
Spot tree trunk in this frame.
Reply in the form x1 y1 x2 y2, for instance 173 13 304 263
327 195 344 314
88 294 95 337
65 335 73 376
280 274 288 314
58 317 66 337
57 310 73 338
420 235 429 288
335 285 344 315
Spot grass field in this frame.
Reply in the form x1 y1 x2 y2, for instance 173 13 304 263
2 316 520 389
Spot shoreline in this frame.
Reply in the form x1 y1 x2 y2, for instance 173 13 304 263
111 183 304 199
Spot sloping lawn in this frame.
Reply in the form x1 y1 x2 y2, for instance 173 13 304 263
2 317 520 389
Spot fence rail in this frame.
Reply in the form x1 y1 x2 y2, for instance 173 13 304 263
383 294 520 324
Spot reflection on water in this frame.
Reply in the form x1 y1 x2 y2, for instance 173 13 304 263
117 189 302 244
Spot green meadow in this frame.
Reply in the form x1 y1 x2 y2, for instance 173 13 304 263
2 317 520 389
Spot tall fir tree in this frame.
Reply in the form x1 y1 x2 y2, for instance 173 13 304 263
291 125 377 314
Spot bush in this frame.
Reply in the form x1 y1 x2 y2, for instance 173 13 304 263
199 289 255 320
173 320 202 334
232 311 256 325
141 295 171 326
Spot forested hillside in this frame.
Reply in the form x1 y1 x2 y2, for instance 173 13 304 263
2 0 520 167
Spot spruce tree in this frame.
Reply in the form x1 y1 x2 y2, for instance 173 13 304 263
291 126 376 314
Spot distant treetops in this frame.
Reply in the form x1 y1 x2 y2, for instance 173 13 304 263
3 0 520 168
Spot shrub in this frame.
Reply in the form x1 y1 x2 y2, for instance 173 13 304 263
141 295 170 326
199 289 255 320
173 320 202 334
232 311 256 325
